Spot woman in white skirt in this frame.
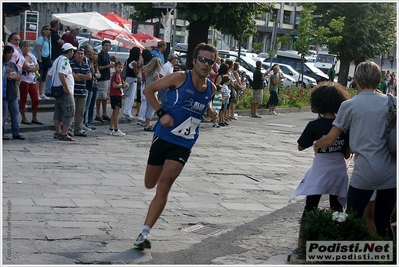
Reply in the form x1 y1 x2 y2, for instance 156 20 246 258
289 82 351 247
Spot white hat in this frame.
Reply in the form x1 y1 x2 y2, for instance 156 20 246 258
62 43 77 51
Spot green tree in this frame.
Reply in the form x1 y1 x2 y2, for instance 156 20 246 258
252 42 264 54
311 3 396 85
266 34 292 68
293 4 344 84
126 3 273 69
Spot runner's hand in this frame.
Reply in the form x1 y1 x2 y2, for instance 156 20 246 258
160 114 174 127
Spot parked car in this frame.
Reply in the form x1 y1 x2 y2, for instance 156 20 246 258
303 62 329 83
263 50 329 83
219 51 266 75
93 43 130 63
257 52 269 59
174 43 188 53
78 37 103 50
263 62 317 88
234 47 248 53
173 52 296 89
244 52 259 59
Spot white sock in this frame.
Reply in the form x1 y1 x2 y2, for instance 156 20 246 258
142 225 151 234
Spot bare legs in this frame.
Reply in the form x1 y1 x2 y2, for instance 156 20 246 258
143 160 184 228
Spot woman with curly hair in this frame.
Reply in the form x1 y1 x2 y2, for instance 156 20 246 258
289 81 351 247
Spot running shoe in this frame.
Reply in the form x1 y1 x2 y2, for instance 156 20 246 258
134 232 151 249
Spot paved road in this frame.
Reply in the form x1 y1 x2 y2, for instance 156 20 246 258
3 107 344 266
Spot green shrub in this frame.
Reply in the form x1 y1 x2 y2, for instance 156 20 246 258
236 85 359 110
300 209 381 244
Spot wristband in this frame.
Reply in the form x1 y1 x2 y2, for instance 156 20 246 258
313 140 319 149
156 108 167 119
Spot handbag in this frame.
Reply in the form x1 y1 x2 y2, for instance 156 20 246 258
42 56 52 68
386 93 396 155
45 59 64 98
234 81 242 91
49 85 64 98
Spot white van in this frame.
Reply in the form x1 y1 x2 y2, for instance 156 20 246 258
314 50 340 75
175 43 188 53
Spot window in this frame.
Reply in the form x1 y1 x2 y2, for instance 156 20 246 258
283 10 291 24
316 54 335 64
270 9 278 22
294 13 301 29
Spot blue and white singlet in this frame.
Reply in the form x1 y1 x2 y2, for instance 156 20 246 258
153 70 213 149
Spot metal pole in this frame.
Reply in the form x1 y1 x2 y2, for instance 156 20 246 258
172 9 177 51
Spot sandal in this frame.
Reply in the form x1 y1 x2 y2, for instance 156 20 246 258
95 116 105 123
31 120 44 125
54 133 60 139
13 134 26 140
58 134 75 141
102 115 110 121
3 135 9 140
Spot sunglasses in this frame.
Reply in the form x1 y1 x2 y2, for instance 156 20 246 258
44 28 50 31
197 56 215 65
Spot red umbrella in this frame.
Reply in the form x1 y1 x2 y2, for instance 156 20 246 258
94 29 145 50
103 12 163 48
103 12 132 33
132 33 163 48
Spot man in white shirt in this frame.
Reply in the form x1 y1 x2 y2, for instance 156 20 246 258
158 53 178 104
49 43 76 141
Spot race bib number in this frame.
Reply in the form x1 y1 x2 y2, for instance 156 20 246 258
171 116 201 139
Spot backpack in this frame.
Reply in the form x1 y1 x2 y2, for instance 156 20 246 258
386 94 397 155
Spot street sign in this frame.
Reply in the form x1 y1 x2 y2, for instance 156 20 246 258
152 2 176 9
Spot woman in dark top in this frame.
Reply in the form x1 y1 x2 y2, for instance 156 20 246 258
123 47 142 120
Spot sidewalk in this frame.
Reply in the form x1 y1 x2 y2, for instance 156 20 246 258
5 101 311 134
3 108 332 265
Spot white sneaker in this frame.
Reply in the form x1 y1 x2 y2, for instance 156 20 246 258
107 129 114 135
122 113 133 121
113 129 125 136
82 124 92 131
39 94 51 100
272 111 278 115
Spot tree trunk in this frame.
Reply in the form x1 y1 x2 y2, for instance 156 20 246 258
186 19 211 70
337 57 352 87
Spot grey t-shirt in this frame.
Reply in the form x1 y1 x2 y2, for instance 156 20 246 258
333 92 396 190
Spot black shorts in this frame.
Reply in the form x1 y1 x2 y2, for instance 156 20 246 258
110 96 122 109
148 135 191 166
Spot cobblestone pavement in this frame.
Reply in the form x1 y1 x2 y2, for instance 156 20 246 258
3 108 350 266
